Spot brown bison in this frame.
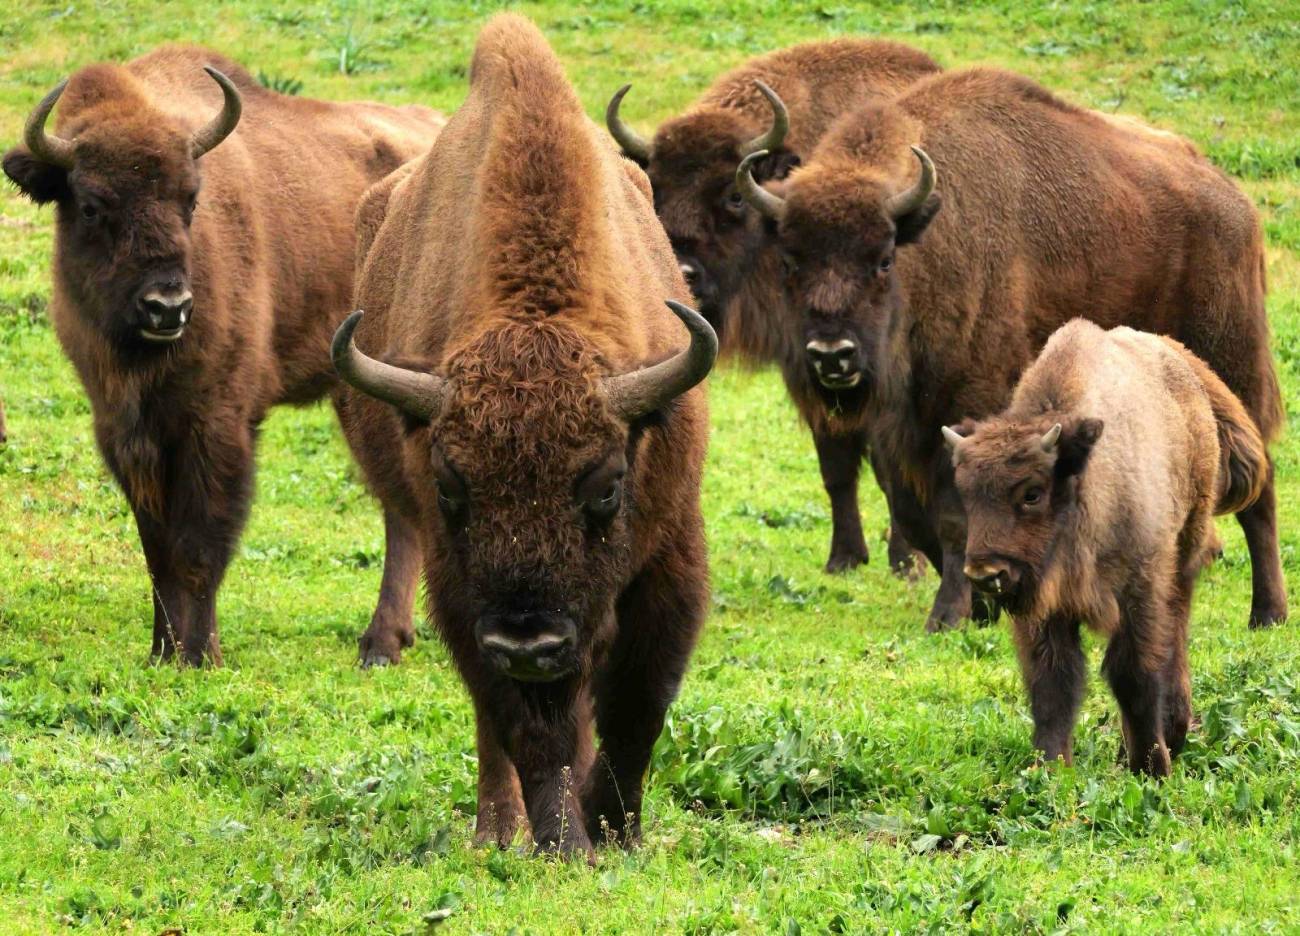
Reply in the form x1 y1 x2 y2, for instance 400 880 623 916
944 320 1267 775
3 47 442 665
736 67 1285 632
331 15 715 857
607 40 940 575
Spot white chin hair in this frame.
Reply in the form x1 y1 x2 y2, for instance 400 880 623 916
140 328 184 344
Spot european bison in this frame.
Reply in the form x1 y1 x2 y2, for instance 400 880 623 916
944 320 1267 775
607 40 941 576
332 15 715 857
2 47 442 664
736 67 1284 631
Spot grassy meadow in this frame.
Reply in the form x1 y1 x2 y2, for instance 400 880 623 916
2 1 1300 932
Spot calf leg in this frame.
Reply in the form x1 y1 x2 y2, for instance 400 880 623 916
584 542 707 846
927 546 972 632
1015 615 1086 765
1238 467 1287 628
1103 599 1172 777
813 428 870 573
358 509 421 667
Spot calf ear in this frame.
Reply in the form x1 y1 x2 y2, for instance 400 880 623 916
1053 417 1104 479
895 193 941 246
3 148 69 204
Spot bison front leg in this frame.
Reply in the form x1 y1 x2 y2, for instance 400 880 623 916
1103 599 1172 777
1015 615 1086 765
585 538 708 846
357 509 421 666
491 682 595 859
813 429 870 573
472 708 526 848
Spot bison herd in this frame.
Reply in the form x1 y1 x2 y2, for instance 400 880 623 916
2 14 1287 857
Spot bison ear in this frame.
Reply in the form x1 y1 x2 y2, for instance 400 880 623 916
894 193 941 247
751 149 801 183
3 147 69 204
1053 417 1104 479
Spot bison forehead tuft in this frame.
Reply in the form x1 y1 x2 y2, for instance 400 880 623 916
956 421 1056 482
436 319 624 478
651 109 753 171
783 164 896 245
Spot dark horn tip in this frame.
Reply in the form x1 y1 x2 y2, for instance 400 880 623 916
331 310 365 369
665 299 719 361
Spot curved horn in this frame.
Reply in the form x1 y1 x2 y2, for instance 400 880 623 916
190 66 243 159
741 80 789 157
605 84 652 164
1040 423 1062 452
23 79 75 169
884 145 936 220
942 425 966 452
735 150 787 221
331 310 447 421
604 300 718 421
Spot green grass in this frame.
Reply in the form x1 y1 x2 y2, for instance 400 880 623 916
2 1 1300 933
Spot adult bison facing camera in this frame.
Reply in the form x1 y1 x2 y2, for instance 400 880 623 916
333 15 715 857
3 47 443 665
607 41 940 575
944 320 1268 775
736 67 1285 632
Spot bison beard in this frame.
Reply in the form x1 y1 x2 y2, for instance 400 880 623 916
3 46 442 664
948 321 1267 776
333 15 715 857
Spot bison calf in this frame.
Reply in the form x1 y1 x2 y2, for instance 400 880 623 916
944 320 1267 776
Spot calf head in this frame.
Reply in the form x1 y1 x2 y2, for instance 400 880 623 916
606 82 797 327
333 302 716 683
943 417 1104 610
3 65 241 348
736 140 941 405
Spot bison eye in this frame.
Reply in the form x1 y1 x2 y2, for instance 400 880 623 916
586 479 623 521
723 188 746 217
877 255 894 275
437 485 466 521
1021 486 1044 507
79 202 100 223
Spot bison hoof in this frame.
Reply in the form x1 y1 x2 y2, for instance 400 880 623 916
474 807 526 849
357 626 414 668
925 608 964 634
1248 604 1288 629
825 548 868 574
890 551 929 582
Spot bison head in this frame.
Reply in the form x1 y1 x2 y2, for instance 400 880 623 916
606 82 796 328
3 66 241 348
736 143 941 406
943 417 1104 610
333 302 715 683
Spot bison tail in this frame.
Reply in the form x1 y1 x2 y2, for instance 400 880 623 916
1170 340 1270 515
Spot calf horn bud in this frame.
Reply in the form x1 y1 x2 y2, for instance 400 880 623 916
941 425 966 452
740 81 790 157
23 79 75 169
1040 423 1062 452
605 84 652 164
190 66 243 159
332 310 447 421
735 150 787 221
604 300 718 421
884 146 936 220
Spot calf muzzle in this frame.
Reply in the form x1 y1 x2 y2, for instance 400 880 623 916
475 610 578 683
963 558 1020 598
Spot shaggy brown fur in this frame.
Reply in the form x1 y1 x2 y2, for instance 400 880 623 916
743 67 1284 632
609 38 939 575
3 46 443 664
336 15 710 858
948 320 1267 776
